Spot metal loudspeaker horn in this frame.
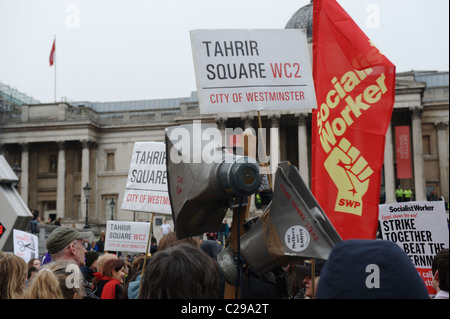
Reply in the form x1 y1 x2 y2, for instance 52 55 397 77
219 162 342 279
165 123 261 239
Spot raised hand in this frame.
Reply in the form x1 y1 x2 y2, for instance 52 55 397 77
324 138 373 216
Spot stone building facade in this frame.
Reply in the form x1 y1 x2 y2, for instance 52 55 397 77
1 69 448 236
1 3 448 236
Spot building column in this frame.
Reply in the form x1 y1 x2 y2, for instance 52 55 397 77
20 143 29 205
270 115 280 188
384 124 396 203
296 112 309 187
435 121 449 201
410 106 426 201
56 141 66 219
81 139 90 220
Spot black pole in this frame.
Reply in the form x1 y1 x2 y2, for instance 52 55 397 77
84 197 90 229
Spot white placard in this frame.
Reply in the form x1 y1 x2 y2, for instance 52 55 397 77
13 229 39 263
121 142 171 214
104 220 151 253
379 200 449 295
190 29 317 114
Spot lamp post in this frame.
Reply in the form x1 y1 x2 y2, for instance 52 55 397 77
110 198 115 220
83 182 91 229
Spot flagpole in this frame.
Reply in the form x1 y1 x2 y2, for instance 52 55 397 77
257 111 273 189
54 35 56 103
138 212 154 297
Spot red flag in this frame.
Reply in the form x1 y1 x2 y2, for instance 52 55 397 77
395 126 412 179
49 39 55 66
311 0 395 239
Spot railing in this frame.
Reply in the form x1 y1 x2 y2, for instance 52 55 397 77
0 102 200 125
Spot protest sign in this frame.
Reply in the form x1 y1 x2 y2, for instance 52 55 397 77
122 142 171 214
104 220 151 253
190 29 317 114
13 229 39 263
379 200 449 295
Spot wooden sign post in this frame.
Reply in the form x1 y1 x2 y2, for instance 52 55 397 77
223 130 258 299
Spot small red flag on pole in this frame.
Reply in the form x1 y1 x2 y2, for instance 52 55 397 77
50 36 56 102
49 38 56 66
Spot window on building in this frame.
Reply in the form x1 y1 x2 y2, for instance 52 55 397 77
45 201 57 210
49 155 57 173
106 152 115 171
422 135 431 155
155 217 163 226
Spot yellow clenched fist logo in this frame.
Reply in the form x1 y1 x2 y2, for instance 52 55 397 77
324 138 373 216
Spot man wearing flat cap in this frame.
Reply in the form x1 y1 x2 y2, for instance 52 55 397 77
46 227 98 299
46 227 92 267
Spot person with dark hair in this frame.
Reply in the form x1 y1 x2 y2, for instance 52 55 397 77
28 258 41 271
27 266 38 285
150 236 158 255
432 248 449 299
217 219 230 246
121 256 146 299
95 258 126 299
139 243 219 299
81 251 99 283
200 240 225 298
30 209 39 234
294 260 326 299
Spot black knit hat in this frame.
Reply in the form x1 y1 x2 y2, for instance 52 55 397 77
85 251 99 267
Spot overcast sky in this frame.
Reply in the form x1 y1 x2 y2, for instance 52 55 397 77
0 0 448 103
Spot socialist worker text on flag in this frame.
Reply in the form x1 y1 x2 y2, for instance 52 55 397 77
311 0 396 240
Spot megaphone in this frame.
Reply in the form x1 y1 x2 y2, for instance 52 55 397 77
218 161 342 281
165 122 261 239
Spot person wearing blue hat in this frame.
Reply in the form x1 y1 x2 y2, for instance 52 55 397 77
316 239 429 299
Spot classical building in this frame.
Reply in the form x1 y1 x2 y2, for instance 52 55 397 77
1 3 448 236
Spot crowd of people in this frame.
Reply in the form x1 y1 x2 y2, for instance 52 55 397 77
1 223 448 299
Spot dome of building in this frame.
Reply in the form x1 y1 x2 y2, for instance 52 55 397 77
285 1 313 41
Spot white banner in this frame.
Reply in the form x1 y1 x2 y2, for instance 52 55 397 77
379 200 449 295
121 142 171 214
13 229 39 263
104 220 151 253
190 29 317 114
